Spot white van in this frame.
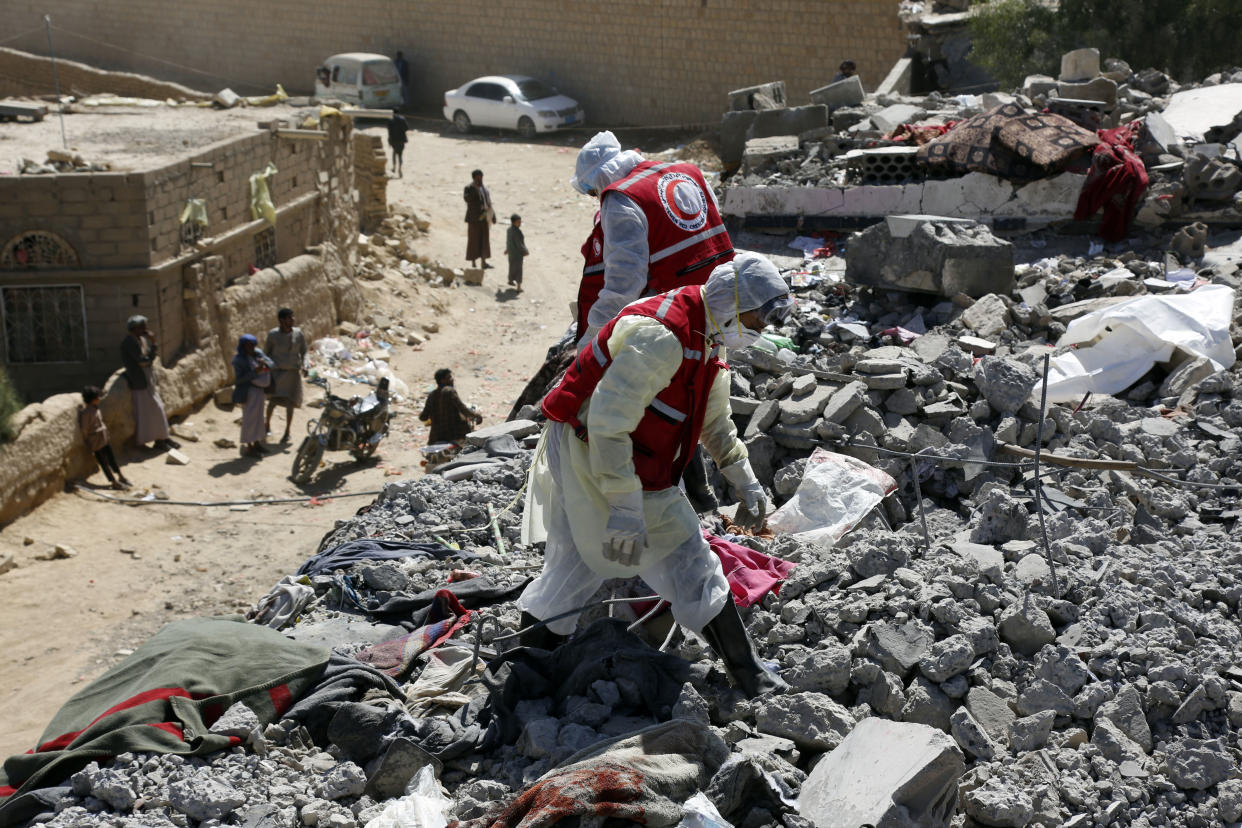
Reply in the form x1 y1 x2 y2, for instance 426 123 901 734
314 53 403 109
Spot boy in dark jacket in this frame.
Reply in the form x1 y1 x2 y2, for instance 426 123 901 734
504 214 529 291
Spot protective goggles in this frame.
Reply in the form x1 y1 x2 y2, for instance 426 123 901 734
752 294 795 327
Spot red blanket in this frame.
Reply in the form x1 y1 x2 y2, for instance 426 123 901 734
1074 122 1149 242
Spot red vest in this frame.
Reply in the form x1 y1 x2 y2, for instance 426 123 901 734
543 287 725 491
576 212 605 341
575 160 734 339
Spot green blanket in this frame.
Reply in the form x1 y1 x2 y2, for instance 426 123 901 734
0 617 328 824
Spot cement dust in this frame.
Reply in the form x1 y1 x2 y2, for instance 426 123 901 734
0 126 596 757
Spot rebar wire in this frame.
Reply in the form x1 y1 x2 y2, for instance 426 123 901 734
1032 354 1060 595
626 600 668 632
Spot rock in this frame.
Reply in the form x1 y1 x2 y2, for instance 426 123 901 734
872 104 928 134
1090 717 1147 765
1008 710 1055 752
1016 678 1073 717
848 535 911 578
165 448 191 465
966 687 1015 746
845 217 1014 298
778 383 835 425
557 723 600 753
785 646 852 696
464 419 539 447
975 357 1038 415
821 381 867 424
950 709 999 760
919 634 975 683
365 737 441 799
902 676 957 732
88 768 137 811
517 717 560 759
1170 683 1211 724
809 75 865 109
863 621 934 676
953 540 1004 583
970 488 1028 545
319 762 366 800
797 718 964 828
743 135 802 173
755 692 856 751
209 702 260 738
963 777 1034 827
1032 644 1090 696
744 399 780 438
671 683 711 726
1163 738 1233 790
1218 779 1242 823
998 603 1056 656
169 772 246 822
1059 47 1100 82
1095 684 1152 753
960 294 1012 341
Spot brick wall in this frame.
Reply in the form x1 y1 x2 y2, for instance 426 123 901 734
7 1 907 125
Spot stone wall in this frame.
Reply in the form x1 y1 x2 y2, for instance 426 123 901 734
0 46 211 101
0 248 361 526
6 1 907 125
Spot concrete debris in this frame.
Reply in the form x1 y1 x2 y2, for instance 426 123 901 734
846 216 1015 298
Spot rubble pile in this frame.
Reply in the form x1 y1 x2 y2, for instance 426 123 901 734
17 148 111 174
356 206 489 289
724 54 1242 232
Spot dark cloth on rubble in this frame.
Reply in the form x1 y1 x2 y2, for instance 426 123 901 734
366 576 531 626
296 539 475 577
1074 122 1149 243
917 103 1099 180
480 618 690 749
707 752 803 824
354 590 473 679
452 720 729 828
0 619 328 821
505 332 577 420
281 653 405 740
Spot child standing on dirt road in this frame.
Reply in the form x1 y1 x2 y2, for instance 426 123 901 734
505 214 528 292
79 386 130 490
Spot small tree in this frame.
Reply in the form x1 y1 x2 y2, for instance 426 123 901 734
968 0 1064 88
0 367 22 442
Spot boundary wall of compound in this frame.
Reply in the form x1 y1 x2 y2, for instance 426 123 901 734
6 0 907 125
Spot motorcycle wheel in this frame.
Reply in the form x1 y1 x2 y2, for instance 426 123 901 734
351 440 379 461
292 437 324 484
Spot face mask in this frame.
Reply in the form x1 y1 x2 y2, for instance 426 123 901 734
717 319 761 350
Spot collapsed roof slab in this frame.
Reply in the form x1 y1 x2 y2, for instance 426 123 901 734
1161 83 1242 143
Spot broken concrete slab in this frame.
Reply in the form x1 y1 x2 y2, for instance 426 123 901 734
743 135 801 174
728 81 787 111
1056 77 1118 107
1059 48 1100 83
720 105 829 165
464 419 539 447
846 217 1014 298
1161 83 1242 142
809 75 864 109
798 717 964 828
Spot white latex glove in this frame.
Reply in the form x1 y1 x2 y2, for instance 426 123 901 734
602 489 646 567
721 459 767 531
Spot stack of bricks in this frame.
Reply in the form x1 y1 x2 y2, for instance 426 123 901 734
354 133 388 234
845 147 923 185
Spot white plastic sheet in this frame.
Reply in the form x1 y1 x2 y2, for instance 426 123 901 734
677 792 733 827
767 449 897 546
1044 284 1236 402
364 766 451 828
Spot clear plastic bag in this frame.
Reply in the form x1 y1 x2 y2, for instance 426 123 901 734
364 766 451 828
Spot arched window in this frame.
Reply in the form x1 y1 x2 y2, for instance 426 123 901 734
0 231 81 270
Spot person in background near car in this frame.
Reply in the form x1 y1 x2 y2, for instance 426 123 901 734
232 334 275 456
387 111 409 177
464 169 496 269
80 385 130 490
264 307 308 444
832 60 857 83
393 50 410 108
420 368 482 445
505 213 528 292
120 316 178 452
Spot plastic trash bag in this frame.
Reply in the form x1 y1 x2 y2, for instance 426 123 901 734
249 162 278 225
767 449 897 546
677 792 733 828
178 198 208 228
244 84 288 107
1044 284 1235 402
364 765 451 828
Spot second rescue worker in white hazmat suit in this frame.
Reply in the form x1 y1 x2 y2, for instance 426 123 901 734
518 253 793 698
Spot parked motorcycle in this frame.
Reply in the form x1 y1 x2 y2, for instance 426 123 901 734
291 376 391 484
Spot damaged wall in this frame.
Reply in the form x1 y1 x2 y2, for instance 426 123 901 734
0 247 361 527
6 1 907 125
0 46 212 101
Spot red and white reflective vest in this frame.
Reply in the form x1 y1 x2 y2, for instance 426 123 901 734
544 287 725 491
576 212 605 340
575 160 734 339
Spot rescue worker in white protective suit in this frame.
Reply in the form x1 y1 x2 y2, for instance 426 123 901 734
518 253 794 698
570 130 734 348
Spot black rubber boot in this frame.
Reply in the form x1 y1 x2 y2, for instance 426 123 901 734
701 599 789 698
517 611 567 652
681 446 719 514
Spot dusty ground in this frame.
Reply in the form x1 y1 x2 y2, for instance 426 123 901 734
0 107 714 757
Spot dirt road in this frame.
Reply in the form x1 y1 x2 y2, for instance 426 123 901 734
0 119 608 757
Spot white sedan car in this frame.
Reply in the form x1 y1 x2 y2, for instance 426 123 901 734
443 75 584 137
